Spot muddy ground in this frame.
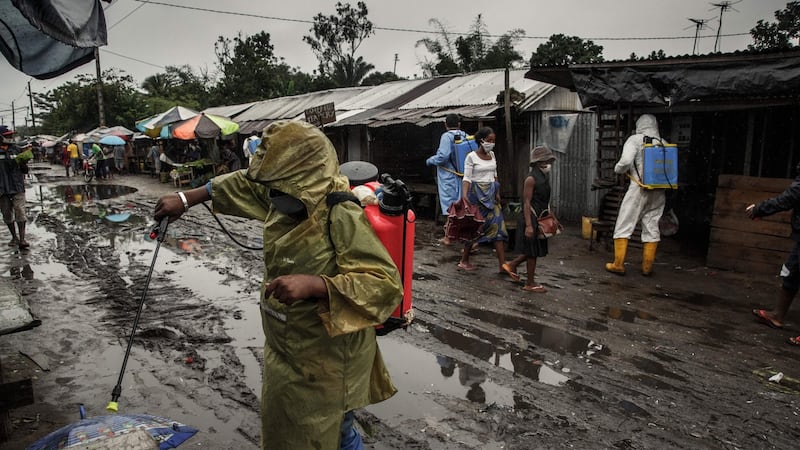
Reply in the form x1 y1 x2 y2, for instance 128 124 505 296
1 164 799 449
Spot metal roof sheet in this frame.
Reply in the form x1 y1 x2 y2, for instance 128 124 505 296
235 87 369 122
203 102 257 119
399 69 554 110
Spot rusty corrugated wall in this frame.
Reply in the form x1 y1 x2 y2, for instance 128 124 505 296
529 111 599 224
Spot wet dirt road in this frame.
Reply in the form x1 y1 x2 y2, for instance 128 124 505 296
1 164 799 449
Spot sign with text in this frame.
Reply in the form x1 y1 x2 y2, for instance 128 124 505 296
304 102 336 127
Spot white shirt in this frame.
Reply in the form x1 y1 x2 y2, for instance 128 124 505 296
463 151 497 183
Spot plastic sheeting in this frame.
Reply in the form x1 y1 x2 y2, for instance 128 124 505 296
525 50 800 107
0 0 108 79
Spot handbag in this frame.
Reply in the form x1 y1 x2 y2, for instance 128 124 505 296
444 198 485 242
534 204 563 238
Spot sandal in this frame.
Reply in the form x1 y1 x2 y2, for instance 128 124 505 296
457 262 477 271
521 284 547 293
501 263 521 282
788 336 800 346
752 309 783 329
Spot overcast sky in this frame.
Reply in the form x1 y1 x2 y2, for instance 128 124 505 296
0 0 791 129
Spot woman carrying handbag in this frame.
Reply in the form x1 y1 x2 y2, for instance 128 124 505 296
504 146 557 293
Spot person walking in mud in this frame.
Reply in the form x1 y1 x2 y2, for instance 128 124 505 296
747 163 800 347
504 146 557 293
426 113 468 244
0 137 31 248
457 126 513 275
604 114 667 276
154 120 403 449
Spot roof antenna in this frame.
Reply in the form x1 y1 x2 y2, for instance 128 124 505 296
686 18 713 55
709 1 741 52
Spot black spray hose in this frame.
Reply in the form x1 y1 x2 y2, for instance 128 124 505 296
107 216 169 412
200 202 263 251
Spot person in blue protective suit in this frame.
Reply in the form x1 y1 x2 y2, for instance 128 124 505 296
426 113 468 244
154 120 403 450
747 163 800 347
605 114 667 276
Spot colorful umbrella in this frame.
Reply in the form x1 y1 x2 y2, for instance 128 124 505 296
26 412 198 449
99 135 126 146
171 113 239 140
136 107 198 138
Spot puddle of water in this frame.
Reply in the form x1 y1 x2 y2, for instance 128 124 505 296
627 356 687 382
464 307 611 358
605 307 657 323
368 337 515 425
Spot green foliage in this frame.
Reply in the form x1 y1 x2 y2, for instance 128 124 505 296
416 15 525 76
34 69 148 135
627 49 668 61
212 31 308 104
749 1 800 50
141 65 210 111
529 34 604 66
303 2 375 87
360 71 404 86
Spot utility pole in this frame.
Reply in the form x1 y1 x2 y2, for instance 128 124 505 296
393 53 398 74
504 67 513 169
11 100 15 132
95 47 106 127
27 81 36 134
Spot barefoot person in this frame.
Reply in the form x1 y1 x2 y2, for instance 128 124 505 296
505 146 556 292
747 163 800 346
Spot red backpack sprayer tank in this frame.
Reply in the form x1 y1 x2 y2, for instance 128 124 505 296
339 161 415 335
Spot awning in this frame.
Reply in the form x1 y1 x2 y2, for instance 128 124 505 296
524 49 800 107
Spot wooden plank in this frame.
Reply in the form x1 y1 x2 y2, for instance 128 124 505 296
706 251 781 274
709 228 791 252
712 188 793 220
706 241 789 265
717 174 794 193
710 215 790 236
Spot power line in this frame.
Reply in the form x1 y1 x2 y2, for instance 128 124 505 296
133 0 751 42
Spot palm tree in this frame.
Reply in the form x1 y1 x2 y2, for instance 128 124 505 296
331 55 374 87
141 73 176 97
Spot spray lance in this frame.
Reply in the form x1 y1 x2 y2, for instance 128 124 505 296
107 216 169 412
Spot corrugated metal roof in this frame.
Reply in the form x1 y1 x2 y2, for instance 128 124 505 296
335 79 432 110
203 102 257 119
399 69 554 110
235 87 369 122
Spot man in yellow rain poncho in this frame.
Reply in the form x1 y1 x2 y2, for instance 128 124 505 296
154 120 403 449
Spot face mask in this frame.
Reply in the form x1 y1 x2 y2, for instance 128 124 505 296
482 141 495 152
540 164 551 174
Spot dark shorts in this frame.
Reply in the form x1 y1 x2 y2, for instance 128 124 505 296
781 241 800 293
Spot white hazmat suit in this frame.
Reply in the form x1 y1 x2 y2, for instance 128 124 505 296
605 114 666 276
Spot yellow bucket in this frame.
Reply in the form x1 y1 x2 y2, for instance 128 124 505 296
581 216 598 240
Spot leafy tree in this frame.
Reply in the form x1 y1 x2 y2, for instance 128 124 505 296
627 49 668 61
303 2 375 87
749 1 800 50
529 34 604 66
360 71 403 86
417 15 525 76
415 18 460 76
212 31 308 104
141 65 211 114
34 69 147 135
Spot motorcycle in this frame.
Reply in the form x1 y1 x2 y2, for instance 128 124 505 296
82 157 96 182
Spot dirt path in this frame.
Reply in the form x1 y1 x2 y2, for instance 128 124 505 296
1 166 799 449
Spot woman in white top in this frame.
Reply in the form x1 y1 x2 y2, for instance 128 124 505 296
458 127 512 273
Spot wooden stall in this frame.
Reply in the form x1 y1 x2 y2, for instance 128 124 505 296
707 174 792 274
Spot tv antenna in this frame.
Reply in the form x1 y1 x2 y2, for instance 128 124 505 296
686 18 713 55
709 1 741 52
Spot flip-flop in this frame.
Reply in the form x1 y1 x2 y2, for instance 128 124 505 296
522 284 547 293
752 309 783 329
457 262 477 271
788 336 800 346
501 263 521 281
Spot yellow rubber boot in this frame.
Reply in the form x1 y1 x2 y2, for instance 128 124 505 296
604 238 628 275
642 242 658 276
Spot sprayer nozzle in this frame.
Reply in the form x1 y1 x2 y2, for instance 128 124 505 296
106 401 118 413
149 231 158 240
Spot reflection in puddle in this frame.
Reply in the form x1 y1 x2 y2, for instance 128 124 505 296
463 307 611 358
605 307 657 322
